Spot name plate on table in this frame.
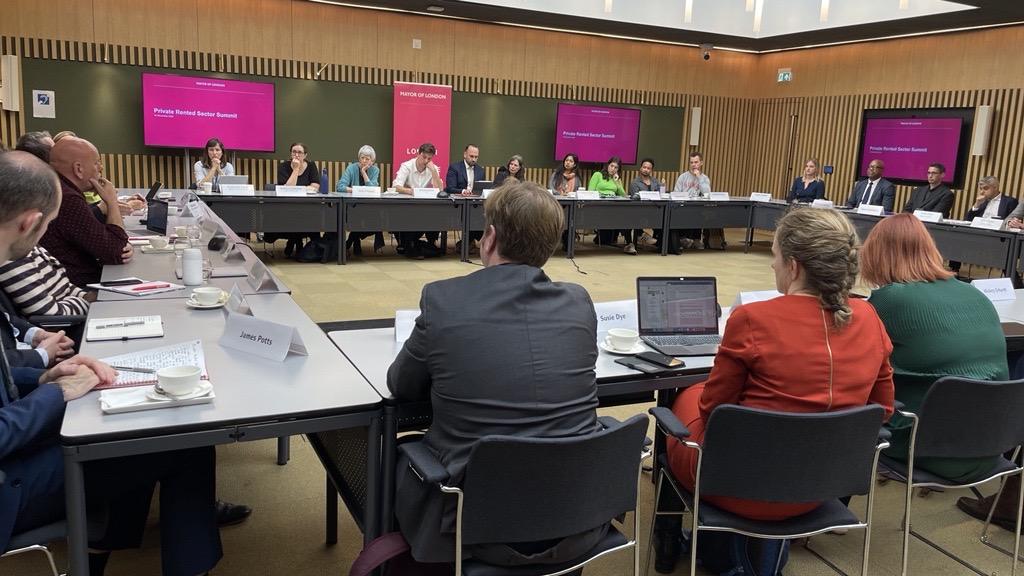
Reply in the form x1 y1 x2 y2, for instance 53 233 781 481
669 192 689 201
594 300 637 331
709 192 730 201
413 188 440 198
574 190 600 200
351 186 381 198
731 290 783 309
223 284 252 317
972 278 1016 302
246 261 276 292
971 216 1005 231
810 199 835 209
481 189 496 198
275 185 310 197
220 310 308 362
218 184 255 196
857 203 885 216
638 191 661 201
222 241 246 260
912 209 942 223
395 309 420 343
750 192 773 202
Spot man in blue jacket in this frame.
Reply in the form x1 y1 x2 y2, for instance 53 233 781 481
446 144 486 250
0 151 223 576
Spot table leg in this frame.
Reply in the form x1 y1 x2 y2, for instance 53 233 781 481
337 201 345 265
364 413 382 544
326 474 338 545
64 454 90 575
381 404 398 534
567 203 577 259
277 435 290 465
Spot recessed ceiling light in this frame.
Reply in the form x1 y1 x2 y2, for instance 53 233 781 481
426 5 444 12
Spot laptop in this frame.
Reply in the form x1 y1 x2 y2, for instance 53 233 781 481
472 180 494 195
636 277 722 356
144 180 163 201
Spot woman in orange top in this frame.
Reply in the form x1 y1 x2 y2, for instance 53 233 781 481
655 207 896 572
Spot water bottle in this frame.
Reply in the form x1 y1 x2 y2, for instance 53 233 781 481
182 248 203 286
320 168 329 194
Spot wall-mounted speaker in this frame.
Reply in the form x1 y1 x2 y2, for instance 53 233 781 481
689 107 702 147
971 104 992 156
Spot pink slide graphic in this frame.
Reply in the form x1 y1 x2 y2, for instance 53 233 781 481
859 117 962 183
555 103 641 165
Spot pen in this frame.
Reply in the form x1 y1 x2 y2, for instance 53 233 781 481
110 366 157 374
96 320 145 329
131 283 170 291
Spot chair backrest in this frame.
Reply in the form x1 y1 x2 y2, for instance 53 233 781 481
914 377 1024 459
458 413 648 545
698 404 885 502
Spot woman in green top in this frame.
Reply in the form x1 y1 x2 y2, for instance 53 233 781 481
588 157 635 254
860 213 1008 482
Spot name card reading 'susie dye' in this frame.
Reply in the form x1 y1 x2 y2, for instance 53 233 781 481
594 300 637 332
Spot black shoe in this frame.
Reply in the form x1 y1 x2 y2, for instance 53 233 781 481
283 239 296 258
654 529 683 574
216 500 252 527
373 233 385 253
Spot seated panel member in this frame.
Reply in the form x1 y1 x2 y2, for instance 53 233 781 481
276 142 320 258
40 137 131 287
393 143 444 259
630 158 667 252
0 151 224 576
672 152 715 250
965 175 1018 220
786 158 826 203
445 144 484 197
846 159 896 213
338 145 385 255
549 153 583 195
193 137 235 188
902 163 954 218
589 157 635 254
389 180 602 568
493 154 525 187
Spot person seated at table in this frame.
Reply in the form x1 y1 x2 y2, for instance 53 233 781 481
0 290 74 369
786 158 826 204
0 150 227 576
193 137 235 189
337 145 385 255
493 154 525 187
965 176 1018 221
394 143 445 259
589 157 634 254
630 158 665 252
901 163 954 218
845 159 895 213
860 213 1007 485
389 180 602 571
41 136 132 287
672 152 717 250
549 153 583 195
0 245 91 317
654 207 895 574
276 142 321 258
445 144 484 197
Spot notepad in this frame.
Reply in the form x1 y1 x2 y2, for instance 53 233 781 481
98 340 209 389
87 279 186 296
86 315 164 342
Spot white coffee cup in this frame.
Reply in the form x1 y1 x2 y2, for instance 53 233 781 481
156 365 202 396
174 225 188 238
149 237 169 249
606 328 640 351
201 182 213 194
192 286 222 305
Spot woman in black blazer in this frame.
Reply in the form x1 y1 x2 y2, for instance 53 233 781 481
786 158 826 203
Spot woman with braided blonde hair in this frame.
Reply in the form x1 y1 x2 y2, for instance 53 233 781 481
654 207 895 572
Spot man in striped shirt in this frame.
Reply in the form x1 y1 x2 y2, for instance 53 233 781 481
0 245 91 317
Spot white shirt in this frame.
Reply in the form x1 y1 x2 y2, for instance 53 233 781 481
193 161 235 184
394 158 437 189
464 161 475 191
982 195 1003 219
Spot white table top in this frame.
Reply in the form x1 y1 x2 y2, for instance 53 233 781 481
62 293 382 443
992 290 1024 322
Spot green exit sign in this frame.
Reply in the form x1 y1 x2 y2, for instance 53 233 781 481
777 68 793 83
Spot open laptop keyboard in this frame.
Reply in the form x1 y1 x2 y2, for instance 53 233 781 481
644 334 721 346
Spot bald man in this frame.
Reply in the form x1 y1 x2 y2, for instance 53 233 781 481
40 137 131 287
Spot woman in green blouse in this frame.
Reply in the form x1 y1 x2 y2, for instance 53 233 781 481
588 157 635 254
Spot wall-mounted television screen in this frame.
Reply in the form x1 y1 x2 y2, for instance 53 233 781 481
554 103 641 165
142 72 275 152
856 107 974 188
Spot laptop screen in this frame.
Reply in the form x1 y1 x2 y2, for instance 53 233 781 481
637 277 718 335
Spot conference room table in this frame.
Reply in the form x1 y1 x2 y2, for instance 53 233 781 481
61 293 384 575
335 193 462 264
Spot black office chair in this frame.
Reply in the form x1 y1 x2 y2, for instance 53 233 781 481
0 470 66 576
648 404 889 576
876 377 1024 576
399 414 650 576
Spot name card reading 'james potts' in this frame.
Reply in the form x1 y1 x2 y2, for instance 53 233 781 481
220 311 308 362
972 278 1016 302
594 300 636 332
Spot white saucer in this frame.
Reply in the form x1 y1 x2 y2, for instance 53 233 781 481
599 340 646 355
185 293 227 309
146 380 213 401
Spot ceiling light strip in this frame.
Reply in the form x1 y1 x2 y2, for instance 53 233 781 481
820 0 830 23
684 0 693 23
753 0 764 33
760 20 1024 54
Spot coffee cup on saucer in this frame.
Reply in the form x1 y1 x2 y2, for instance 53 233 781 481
191 286 222 306
606 328 640 352
156 365 202 396
149 237 169 249
174 225 188 238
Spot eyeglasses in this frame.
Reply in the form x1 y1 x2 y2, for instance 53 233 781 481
291 150 306 155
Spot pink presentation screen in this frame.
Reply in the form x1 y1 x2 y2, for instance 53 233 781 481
859 118 962 183
555 103 641 165
142 73 275 151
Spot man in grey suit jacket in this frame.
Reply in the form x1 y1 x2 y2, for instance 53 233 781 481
846 159 896 213
388 180 602 565
902 162 955 218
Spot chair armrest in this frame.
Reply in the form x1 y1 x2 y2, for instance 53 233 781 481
398 442 449 485
893 400 905 412
878 427 892 443
598 415 621 429
27 314 87 328
649 407 690 441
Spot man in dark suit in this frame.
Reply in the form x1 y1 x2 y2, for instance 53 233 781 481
965 176 1018 220
846 158 896 213
389 180 603 567
445 144 486 249
0 151 224 576
902 162 955 218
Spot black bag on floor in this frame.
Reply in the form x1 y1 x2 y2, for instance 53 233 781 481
295 239 325 263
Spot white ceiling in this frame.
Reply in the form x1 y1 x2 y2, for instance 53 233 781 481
461 0 974 38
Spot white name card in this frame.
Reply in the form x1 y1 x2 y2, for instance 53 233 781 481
594 300 637 332
731 290 783 310
638 191 661 201
351 186 381 198
395 309 420 343
913 209 943 223
220 310 308 362
709 192 731 201
275 185 310 197
972 278 1016 302
669 192 689 201
222 240 246 260
218 184 255 196
481 188 496 198
223 284 252 317
810 199 835 209
574 190 600 200
971 216 1005 231
246 261 276 292
750 192 773 202
857 203 885 216
413 188 440 198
